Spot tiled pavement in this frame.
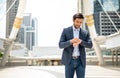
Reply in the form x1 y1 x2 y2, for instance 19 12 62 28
0 65 120 78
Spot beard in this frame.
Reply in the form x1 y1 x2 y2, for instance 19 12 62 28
74 24 81 29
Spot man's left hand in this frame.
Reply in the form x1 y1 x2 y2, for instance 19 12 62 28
72 38 82 47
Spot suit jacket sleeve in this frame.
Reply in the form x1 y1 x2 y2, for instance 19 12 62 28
59 28 71 49
80 31 93 48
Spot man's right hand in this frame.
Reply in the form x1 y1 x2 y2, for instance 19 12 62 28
70 38 82 47
70 38 76 44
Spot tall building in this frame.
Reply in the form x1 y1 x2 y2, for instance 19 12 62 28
6 0 37 50
18 13 32 44
94 0 120 12
94 12 120 35
6 0 19 38
32 18 38 46
19 13 38 50
103 0 119 11
22 13 32 26
25 26 34 50
94 0 103 13
93 0 120 36
119 0 120 11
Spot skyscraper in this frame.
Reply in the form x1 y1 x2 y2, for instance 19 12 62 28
94 0 103 13
119 0 120 11
103 0 119 11
94 0 120 12
6 0 19 38
94 0 120 36
32 18 38 46
94 12 120 35
19 13 38 50
6 0 37 50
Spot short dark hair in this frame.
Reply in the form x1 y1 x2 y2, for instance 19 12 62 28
73 13 84 20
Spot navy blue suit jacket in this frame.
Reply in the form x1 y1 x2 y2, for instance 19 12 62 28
59 26 93 68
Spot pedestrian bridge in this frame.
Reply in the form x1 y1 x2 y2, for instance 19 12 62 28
0 0 120 67
0 31 120 66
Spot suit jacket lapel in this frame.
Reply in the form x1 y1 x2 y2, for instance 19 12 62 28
79 28 82 39
69 26 82 39
69 26 74 39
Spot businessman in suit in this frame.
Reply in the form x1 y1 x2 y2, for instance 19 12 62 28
59 13 93 78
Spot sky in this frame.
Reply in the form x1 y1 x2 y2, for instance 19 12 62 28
25 0 78 47
0 0 93 47
0 0 6 38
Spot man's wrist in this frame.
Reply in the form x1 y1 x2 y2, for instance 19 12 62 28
70 40 73 44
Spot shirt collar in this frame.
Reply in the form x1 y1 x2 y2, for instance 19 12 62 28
73 25 80 31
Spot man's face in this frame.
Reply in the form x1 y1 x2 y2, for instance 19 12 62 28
73 18 83 29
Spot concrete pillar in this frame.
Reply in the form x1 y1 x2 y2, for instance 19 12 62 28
0 39 13 66
1 0 27 66
83 0 105 66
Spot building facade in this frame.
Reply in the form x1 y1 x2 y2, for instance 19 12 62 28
6 0 37 50
94 0 120 12
94 12 120 35
94 0 103 13
6 0 19 38
32 18 38 46
94 0 120 36
19 13 38 50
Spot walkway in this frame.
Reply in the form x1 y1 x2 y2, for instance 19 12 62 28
0 65 120 78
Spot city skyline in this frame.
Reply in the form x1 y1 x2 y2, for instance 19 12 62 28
25 0 78 47
1 0 94 47
19 13 38 50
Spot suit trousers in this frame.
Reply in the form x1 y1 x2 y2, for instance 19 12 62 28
65 57 85 78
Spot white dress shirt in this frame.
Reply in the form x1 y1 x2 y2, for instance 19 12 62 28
72 26 80 57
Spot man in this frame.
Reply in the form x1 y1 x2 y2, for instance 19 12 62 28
59 13 93 78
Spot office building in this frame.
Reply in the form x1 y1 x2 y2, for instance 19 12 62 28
32 18 38 46
94 0 120 12
94 0 120 35
6 0 19 38
94 12 120 35
19 13 38 50
6 1 38 50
